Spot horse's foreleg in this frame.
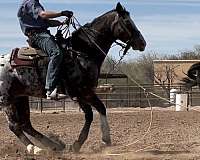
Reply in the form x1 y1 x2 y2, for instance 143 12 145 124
89 94 111 146
72 101 93 152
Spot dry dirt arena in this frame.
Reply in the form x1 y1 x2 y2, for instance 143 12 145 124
1 107 200 160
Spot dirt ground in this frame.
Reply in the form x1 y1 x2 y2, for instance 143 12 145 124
1 107 200 160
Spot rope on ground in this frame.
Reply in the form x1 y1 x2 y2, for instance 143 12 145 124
105 71 154 154
106 67 192 155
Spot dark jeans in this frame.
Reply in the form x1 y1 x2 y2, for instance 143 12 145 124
29 32 63 91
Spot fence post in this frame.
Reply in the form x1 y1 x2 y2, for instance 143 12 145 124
139 87 142 107
40 98 43 113
127 78 129 107
63 100 65 112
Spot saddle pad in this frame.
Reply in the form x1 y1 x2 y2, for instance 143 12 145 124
18 47 47 60
10 48 49 68
10 48 34 67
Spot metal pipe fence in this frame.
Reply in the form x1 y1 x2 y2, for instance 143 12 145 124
28 84 200 112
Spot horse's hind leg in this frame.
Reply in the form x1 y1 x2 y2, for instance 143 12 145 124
6 96 64 154
5 97 35 153
18 96 65 151
88 94 111 146
72 101 93 152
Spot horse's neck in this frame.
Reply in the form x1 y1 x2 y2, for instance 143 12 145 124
88 12 116 54
72 11 117 66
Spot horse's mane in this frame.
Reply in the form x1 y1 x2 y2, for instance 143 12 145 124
72 9 116 34
71 6 130 54
73 7 129 35
89 9 116 26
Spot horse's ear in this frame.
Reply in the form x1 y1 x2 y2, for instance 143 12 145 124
116 2 124 13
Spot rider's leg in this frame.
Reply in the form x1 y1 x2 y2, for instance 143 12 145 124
29 32 65 99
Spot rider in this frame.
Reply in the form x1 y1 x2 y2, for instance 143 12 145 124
17 0 73 99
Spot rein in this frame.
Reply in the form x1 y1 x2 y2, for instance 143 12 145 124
72 17 128 73
111 13 135 56
72 15 133 58
58 15 134 74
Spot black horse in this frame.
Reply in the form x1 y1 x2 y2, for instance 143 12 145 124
182 62 200 89
0 3 146 154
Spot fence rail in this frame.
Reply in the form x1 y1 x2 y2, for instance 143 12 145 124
27 84 200 112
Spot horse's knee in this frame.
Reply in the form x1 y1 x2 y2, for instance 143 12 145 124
88 95 107 116
81 104 93 124
95 104 106 116
85 110 93 124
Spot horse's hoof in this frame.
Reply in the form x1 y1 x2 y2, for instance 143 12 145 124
27 144 34 154
72 141 81 153
102 138 112 146
27 144 46 155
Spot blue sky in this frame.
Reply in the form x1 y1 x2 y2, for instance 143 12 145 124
0 0 200 60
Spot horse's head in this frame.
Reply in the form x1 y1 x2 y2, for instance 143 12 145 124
111 3 146 51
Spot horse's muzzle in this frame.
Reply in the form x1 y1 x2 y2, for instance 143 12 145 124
131 37 146 51
139 40 146 51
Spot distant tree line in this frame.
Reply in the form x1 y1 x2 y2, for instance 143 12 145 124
100 45 200 85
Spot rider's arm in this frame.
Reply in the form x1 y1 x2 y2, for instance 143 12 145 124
47 19 63 27
39 11 62 19
32 0 73 20
39 10 73 19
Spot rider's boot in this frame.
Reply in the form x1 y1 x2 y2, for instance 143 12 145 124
46 88 68 100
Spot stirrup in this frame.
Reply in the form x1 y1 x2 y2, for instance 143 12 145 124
46 88 68 100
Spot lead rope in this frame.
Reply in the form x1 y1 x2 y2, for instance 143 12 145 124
105 70 192 155
104 70 153 155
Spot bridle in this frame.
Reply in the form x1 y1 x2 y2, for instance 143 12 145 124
57 10 139 58
57 11 139 75
111 11 141 56
66 11 138 57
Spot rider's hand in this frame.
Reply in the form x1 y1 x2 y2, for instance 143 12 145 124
61 10 73 18
62 19 70 25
